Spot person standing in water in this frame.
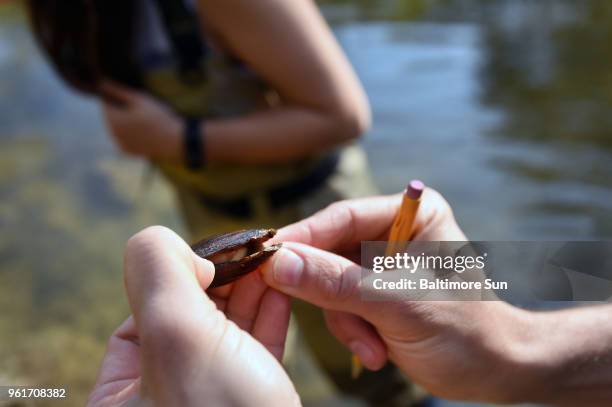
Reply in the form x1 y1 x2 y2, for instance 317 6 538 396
26 0 420 404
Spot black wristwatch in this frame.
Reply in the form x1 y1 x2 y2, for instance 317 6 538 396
184 118 205 170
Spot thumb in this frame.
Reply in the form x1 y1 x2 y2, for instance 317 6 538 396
261 242 371 317
124 226 216 320
123 226 224 401
191 250 216 290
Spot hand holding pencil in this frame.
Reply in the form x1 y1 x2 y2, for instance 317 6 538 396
352 180 425 378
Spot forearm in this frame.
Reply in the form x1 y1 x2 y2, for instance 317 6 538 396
194 0 371 164
203 105 366 164
509 305 612 406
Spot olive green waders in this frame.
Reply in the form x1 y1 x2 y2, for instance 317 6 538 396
141 34 423 407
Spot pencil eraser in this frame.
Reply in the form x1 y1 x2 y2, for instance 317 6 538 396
406 180 424 200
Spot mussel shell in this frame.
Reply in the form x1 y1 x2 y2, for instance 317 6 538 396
191 229 280 288
210 245 281 288
191 229 276 258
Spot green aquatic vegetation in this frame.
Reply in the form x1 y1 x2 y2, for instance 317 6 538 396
0 139 182 406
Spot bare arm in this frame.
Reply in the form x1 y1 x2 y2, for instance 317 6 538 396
262 193 612 406
196 0 371 164
515 305 612 406
102 0 369 164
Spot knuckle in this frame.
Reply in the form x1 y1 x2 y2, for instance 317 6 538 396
428 188 454 215
325 200 356 236
125 226 174 259
315 258 357 304
124 226 190 280
325 200 352 223
140 312 196 359
326 199 348 213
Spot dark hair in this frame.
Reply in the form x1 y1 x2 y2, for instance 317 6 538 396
25 0 141 95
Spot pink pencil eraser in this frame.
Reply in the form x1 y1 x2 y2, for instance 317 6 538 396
406 180 424 200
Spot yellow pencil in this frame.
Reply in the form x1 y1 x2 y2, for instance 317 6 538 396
352 180 425 379
386 180 424 256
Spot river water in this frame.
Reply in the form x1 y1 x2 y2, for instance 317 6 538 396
1 1 611 405
325 0 612 240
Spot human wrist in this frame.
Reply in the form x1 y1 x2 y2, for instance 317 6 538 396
526 307 612 406
478 304 556 404
155 113 183 160
489 306 612 406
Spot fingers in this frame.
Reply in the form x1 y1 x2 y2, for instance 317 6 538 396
261 243 372 317
274 188 466 251
225 271 268 331
123 226 217 334
94 317 141 387
261 244 387 367
207 283 235 311
99 81 147 127
251 289 291 361
100 81 142 126
411 188 467 241
100 80 140 106
114 315 139 344
215 270 291 360
273 194 400 252
122 227 297 405
124 226 229 401
324 310 387 371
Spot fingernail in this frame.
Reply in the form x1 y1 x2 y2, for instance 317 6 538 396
349 341 375 368
272 248 303 286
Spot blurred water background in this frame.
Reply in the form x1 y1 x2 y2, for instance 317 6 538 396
1 0 612 405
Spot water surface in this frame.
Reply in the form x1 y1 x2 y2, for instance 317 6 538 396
1 1 612 405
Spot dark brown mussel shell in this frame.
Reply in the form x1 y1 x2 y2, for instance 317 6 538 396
191 229 281 288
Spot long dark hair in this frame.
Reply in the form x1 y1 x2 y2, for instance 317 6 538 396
26 0 141 95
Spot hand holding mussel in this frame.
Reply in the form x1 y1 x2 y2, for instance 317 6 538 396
191 229 281 288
